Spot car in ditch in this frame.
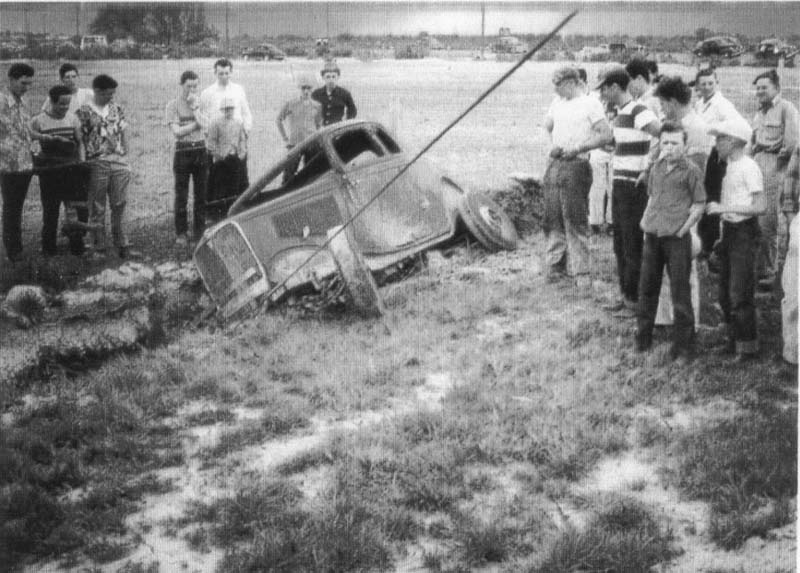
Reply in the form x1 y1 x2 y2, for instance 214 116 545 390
193 119 518 319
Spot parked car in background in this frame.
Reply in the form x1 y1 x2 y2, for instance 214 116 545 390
756 38 798 63
241 43 286 61
193 120 518 319
693 36 744 59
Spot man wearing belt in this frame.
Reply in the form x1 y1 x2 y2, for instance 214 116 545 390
598 67 661 316
166 70 208 245
750 69 799 289
543 67 612 287
312 60 356 126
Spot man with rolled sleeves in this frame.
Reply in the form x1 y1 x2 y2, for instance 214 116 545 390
0 63 35 263
751 69 799 290
543 66 612 287
312 60 356 126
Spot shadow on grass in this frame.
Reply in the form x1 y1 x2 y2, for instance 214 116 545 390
670 403 797 549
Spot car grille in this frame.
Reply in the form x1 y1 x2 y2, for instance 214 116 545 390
194 222 270 319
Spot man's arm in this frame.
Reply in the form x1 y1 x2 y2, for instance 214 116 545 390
779 101 799 162
276 103 290 146
562 118 613 158
677 203 705 237
344 89 357 120
239 86 253 133
642 119 661 139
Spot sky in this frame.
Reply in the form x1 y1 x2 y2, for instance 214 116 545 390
0 1 799 38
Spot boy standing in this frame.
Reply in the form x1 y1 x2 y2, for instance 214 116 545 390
276 73 322 182
636 122 706 361
706 118 766 361
206 98 247 223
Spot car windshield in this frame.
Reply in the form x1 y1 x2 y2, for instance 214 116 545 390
245 141 330 206
332 129 385 167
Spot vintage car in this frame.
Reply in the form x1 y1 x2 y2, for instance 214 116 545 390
693 36 744 59
241 43 286 61
756 38 798 63
193 120 518 318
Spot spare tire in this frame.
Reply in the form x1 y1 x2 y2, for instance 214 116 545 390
327 225 385 318
458 192 519 251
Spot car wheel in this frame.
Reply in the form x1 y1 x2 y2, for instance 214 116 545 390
458 192 519 251
327 225 385 317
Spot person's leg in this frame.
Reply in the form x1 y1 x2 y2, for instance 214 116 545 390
728 220 760 356
86 161 110 251
191 149 209 239
665 234 695 356
611 179 628 297
543 160 567 275
588 158 607 228
107 163 132 251
782 217 799 363
38 172 61 255
636 233 664 350
625 182 648 302
173 151 191 237
754 153 780 283
1 172 33 260
700 147 725 255
561 159 593 276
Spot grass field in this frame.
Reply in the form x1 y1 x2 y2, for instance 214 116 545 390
0 57 797 572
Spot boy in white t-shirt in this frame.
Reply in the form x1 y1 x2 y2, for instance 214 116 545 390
706 118 766 360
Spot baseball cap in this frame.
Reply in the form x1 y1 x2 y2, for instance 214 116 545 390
595 66 629 90
708 116 753 143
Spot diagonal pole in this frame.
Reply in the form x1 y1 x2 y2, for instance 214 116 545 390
257 10 579 304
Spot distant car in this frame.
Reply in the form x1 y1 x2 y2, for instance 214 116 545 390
693 36 744 59
756 38 798 61
241 43 286 61
193 120 518 318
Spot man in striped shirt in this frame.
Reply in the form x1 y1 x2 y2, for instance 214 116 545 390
598 67 661 316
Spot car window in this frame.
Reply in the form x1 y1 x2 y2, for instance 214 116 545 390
332 130 384 167
375 128 401 154
246 142 330 207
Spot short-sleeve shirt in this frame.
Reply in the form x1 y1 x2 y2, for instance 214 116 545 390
277 97 322 145
612 99 658 182
784 146 800 213
208 117 247 159
641 155 706 236
30 111 81 166
546 94 606 160
694 91 740 153
720 155 764 223
76 101 128 160
165 96 205 146
311 85 357 126
0 89 33 173
752 95 799 158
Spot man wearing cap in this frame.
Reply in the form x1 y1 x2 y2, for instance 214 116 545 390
543 66 612 286
277 73 322 182
312 60 356 126
706 117 765 360
750 69 799 290
693 68 742 260
206 97 247 223
598 67 661 316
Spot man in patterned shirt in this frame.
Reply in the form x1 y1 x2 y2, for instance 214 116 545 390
76 74 136 259
0 63 35 263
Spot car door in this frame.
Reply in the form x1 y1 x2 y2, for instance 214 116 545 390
332 127 450 255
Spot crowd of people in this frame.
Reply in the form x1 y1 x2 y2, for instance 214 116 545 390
0 56 796 364
543 60 798 365
0 58 357 259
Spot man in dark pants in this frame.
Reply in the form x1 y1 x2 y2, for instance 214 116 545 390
0 63 35 263
311 60 357 126
597 67 661 317
636 121 706 362
166 70 208 244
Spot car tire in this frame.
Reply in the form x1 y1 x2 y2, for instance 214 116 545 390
327 225 385 317
458 192 519 251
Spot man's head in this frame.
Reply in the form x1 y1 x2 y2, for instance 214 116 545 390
694 68 718 101
654 76 692 120
59 63 79 92
214 58 233 86
8 62 34 98
552 66 581 99
48 84 73 118
646 60 660 84
321 60 340 90
753 69 780 106
180 70 199 96
709 116 752 159
658 120 687 160
92 74 118 106
297 73 315 99
596 66 630 106
625 58 651 99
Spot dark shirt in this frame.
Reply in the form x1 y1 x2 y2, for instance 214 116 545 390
642 155 706 236
311 85 357 126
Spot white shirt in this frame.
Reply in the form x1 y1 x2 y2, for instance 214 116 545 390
694 91 740 153
199 81 253 133
720 155 764 223
41 87 92 115
546 94 606 159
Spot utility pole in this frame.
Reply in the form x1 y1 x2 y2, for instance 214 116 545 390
480 2 485 59
75 3 81 39
225 2 230 54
